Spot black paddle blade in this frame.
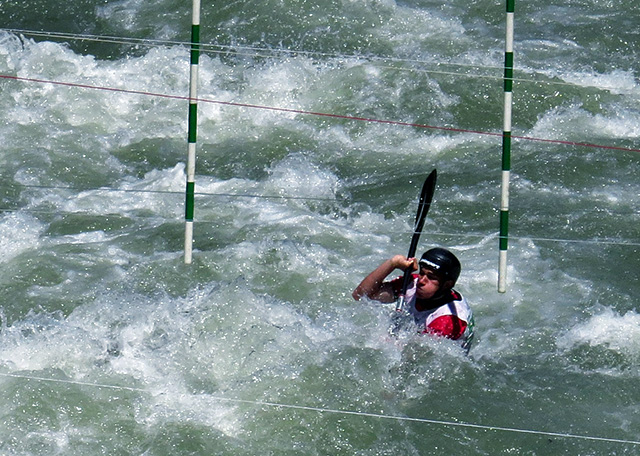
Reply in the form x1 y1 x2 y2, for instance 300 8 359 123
396 169 437 312
408 169 437 258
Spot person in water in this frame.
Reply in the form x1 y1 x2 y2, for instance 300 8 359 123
353 247 474 349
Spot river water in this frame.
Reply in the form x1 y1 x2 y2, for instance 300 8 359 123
0 0 639 454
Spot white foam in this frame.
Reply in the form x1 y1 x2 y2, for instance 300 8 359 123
559 69 638 96
557 308 640 359
588 109 640 139
0 213 45 263
264 153 339 200
56 164 185 217
4 35 187 147
527 103 640 142
0 32 25 72
96 0 142 32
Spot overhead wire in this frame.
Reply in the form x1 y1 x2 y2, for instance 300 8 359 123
0 31 637 244
1 72 638 154
2 27 639 96
0 27 506 72
1 182 638 248
1 28 638 156
0 371 638 447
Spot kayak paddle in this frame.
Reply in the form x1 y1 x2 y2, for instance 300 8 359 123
395 169 437 312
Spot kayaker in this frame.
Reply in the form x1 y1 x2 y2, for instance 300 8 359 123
353 248 474 350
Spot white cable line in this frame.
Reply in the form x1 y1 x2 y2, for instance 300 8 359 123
0 30 637 249
1 28 509 84
13 184 339 201
0 27 504 70
1 206 638 247
2 188 638 248
2 28 637 94
6 198 640 244
0 371 638 446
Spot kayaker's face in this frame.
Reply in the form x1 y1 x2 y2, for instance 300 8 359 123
415 267 442 299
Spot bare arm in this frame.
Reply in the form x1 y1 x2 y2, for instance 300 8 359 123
352 255 416 303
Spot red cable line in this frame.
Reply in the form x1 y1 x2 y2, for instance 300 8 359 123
2 73 639 154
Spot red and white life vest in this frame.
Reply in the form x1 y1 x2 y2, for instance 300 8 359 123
393 275 474 344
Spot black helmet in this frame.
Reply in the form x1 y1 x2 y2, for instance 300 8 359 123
419 248 461 285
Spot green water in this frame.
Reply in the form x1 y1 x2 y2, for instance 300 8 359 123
0 0 639 454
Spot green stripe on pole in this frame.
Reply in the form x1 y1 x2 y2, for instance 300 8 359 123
504 52 514 70
499 211 509 250
502 132 511 168
188 103 198 143
504 53 514 91
191 24 200 64
185 181 195 221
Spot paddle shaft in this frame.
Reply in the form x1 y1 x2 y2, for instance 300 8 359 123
395 169 437 312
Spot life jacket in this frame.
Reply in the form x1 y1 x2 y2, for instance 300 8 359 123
392 275 475 350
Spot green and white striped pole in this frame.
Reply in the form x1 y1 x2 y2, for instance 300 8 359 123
498 0 514 292
184 0 201 264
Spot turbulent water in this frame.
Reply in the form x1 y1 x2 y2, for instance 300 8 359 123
0 0 639 454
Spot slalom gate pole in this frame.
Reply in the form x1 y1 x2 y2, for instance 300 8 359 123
184 0 201 264
498 0 514 292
